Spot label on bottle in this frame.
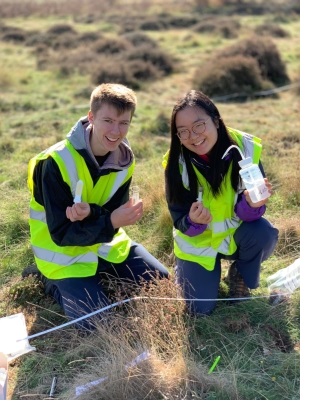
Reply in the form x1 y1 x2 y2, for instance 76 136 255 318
240 165 270 203
247 182 270 203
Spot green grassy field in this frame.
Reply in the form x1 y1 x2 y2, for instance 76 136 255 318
0 0 300 404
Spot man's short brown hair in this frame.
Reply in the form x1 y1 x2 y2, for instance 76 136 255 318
90 83 137 119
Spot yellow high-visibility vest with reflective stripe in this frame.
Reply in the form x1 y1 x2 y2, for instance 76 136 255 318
28 139 134 280
163 127 263 271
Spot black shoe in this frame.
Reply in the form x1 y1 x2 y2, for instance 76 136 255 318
22 264 41 279
227 262 250 301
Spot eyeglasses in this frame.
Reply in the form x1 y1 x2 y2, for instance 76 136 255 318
176 118 210 141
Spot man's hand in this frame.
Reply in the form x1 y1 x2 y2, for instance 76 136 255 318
66 202 91 222
110 198 143 229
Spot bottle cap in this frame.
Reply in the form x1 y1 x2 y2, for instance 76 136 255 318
238 156 252 168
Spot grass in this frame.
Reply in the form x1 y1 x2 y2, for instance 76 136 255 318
0 0 300 405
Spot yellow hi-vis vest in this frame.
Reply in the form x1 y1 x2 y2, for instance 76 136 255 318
28 139 134 280
163 127 263 271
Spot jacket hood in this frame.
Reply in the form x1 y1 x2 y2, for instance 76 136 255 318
66 116 134 170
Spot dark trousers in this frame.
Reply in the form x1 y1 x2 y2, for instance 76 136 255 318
175 218 279 315
41 242 169 329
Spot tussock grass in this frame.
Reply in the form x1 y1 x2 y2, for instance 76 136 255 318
60 278 214 400
4 278 299 400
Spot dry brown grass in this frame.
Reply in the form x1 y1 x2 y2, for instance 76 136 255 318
54 278 220 400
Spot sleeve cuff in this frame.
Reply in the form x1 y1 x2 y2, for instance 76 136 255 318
184 215 208 237
235 194 266 222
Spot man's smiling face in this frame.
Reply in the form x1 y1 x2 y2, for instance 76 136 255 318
89 103 132 156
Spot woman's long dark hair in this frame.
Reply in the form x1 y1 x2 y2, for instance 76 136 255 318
165 90 241 205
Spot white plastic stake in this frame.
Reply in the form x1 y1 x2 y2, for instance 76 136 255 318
75 350 151 397
49 375 58 398
197 186 203 202
74 180 84 203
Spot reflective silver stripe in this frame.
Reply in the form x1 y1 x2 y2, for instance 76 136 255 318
108 169 129 199
32 245 97 265
55 146 79 196
217 236 232 254
30 208 46 223
212 216 241 233
174 233 218 259
98 243 112 258
44 140 65 154
242 134 255 158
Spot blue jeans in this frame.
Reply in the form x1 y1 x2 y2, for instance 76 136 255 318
175 218 279 315
41 242 169 329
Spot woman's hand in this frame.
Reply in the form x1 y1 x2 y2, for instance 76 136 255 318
189 201 212 224
110 198 143 229
66 202 91 222
244 178 273 208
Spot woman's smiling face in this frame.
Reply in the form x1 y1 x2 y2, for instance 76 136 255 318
175 105 218 155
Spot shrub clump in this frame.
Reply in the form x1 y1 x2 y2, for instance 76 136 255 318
194 55 266 98
122 31 157 48
255 23 290 38
215 36 290 86
91 58 161 90
192 17 240 39
194 36 290 99
77 31 104 44
94 37 132 55
125 45 175 76
46 23 77 35
166 15 199 28
1 27 27 43
139 18 169 31
25 27 79 50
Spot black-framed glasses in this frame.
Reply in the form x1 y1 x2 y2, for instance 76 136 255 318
176 118 210 141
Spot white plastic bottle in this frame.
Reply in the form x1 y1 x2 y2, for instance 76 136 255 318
267 258 300 294
238 156 270 203
221 145 270 203
267 258 300 304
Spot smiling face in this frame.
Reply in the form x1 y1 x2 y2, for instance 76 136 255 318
175 105 218 156
88 103 132 156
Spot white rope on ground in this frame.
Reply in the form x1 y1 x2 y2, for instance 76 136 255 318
211 82 299 102
19 292 292 342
